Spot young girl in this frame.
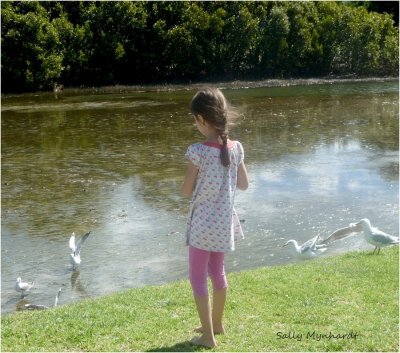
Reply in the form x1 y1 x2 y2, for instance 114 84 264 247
181 88 249 348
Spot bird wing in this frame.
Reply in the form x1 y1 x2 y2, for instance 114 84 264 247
69 233 76 252
75 231 91 255
300 235 319 253
320 225 361 245
371 229 399 244
20 281 34 291
314 235 327 249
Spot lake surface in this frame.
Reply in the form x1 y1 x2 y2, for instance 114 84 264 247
2 80 398 313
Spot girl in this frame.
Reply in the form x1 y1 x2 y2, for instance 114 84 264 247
181 88 249 348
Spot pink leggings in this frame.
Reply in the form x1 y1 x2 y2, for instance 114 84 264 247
189 245 228 297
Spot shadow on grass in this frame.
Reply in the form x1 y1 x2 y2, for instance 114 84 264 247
146 340 203 352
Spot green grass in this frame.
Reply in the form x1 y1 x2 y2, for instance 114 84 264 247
2 247 398 352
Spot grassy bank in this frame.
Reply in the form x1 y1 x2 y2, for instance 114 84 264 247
2 247 398 352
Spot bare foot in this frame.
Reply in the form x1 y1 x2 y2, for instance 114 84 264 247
190 335 217 348
193 326 225 335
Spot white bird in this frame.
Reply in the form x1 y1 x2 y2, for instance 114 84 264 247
319 223 363 245
54 286 62 307
25 287 62 311
24 303 48 310
15 277 34 298
355 218 399 254
69 231 91 269
283 235 327 259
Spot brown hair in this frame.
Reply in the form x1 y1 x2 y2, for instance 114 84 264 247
190 88 238 167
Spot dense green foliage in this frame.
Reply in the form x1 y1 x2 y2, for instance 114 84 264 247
1 1 398 93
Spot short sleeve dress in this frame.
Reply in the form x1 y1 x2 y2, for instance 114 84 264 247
185 140 245 252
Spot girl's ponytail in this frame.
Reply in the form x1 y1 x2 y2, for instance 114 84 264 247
219 131 230 167
191 88 237 168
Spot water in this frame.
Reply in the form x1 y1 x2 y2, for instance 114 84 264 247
2 80 398 313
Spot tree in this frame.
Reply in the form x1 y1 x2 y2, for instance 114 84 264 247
261 4 291 76
1 1 398 93
2 2 64 92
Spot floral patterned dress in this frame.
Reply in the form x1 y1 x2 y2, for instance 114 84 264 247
185 140 245 252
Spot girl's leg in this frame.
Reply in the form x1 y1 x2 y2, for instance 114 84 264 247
193 250 228 335
192 295 216 348
208 251 228 334
211 288 226 334
189 246 217 348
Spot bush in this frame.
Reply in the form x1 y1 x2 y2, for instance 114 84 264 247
1 1 398 92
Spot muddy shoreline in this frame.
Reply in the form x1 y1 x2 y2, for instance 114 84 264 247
74 76 399 92
79 77 398 91
2 76 398 97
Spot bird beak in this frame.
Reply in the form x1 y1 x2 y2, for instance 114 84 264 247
352 222 363 231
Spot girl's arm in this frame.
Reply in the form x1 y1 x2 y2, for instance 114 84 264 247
237 161 249 190
181 161 199 196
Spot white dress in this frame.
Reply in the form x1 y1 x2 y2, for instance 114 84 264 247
185 141 245 252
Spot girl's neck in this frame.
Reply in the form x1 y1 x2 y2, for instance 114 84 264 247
205 136 222 144
203 127 223 144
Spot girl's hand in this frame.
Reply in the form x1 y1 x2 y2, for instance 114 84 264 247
181 161 199 196
237 162 249 190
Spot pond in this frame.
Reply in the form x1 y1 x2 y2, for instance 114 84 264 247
1 79 398 313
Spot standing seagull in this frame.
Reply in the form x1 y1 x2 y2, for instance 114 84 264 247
356 218 399 254
283 235 327 259
69 231 91 269
54 286 62 307
15 277 34 298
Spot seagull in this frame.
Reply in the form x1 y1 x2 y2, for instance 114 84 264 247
54 286 62 307
355 218 399 254
24 303 48 310
15 277 34 298
25 287 62 311
69 231 91 270
283 235 327 259
319 223 363 245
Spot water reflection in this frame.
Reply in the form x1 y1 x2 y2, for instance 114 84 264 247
70 271 88 296
2 81 398 313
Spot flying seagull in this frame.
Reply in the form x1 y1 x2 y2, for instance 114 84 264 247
355 218 399 254
15 277 34 298
69 231 91 269
283 235 327 259
25 287 62 311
